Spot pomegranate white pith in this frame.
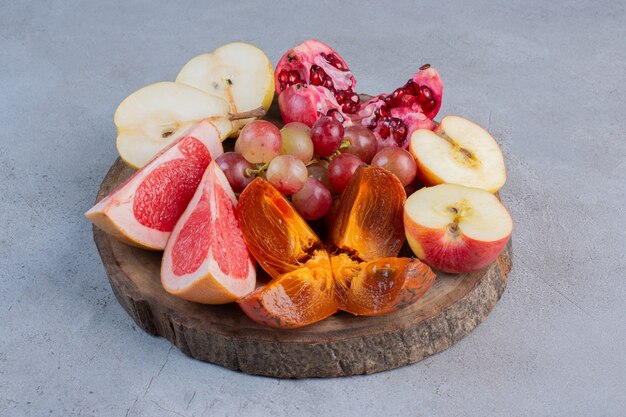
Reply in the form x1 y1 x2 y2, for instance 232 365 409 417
404 183 512 273
161 162 256 304
85 121 224 250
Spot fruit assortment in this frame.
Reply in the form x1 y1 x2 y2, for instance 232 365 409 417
87 39 513 329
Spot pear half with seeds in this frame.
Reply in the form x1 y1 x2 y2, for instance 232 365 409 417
115 82 236 169
176 42 274 133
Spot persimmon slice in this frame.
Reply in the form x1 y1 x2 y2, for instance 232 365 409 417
328 165 407 261
331 253 436 316
238 250 337 328
237 172 434 329
238 178 322 278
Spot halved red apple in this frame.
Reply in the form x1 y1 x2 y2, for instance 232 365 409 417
404 183 512 273
410 115 506 193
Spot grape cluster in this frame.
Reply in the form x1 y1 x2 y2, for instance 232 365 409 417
216 117 418 221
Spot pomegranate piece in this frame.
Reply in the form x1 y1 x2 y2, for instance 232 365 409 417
351 65 443 149
275 40 358 127
278 84 352 128
275 39 357 112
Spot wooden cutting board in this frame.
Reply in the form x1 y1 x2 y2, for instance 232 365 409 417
91 102 512 378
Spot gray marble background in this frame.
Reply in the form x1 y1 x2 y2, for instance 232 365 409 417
1 1 625 416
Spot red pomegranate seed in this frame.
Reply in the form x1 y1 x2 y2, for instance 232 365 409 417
375 106 391 118
422 99 437 112
417 86 433 103
277 70 304 91
398 92 418 107
321 53 346 71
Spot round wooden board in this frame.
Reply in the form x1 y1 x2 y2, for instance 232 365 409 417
92 159 511 379
92 99 511 377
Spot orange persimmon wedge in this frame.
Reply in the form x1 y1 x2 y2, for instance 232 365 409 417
328 165 406 261
236 167 435 329
330 253 435 316
237 178 321 279
238 250 337 329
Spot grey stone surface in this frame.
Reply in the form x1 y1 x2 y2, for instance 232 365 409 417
1 0 625 415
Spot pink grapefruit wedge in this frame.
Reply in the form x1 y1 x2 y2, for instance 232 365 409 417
85 121 223 250
161 162 256 304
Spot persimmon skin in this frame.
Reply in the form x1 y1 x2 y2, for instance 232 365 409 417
237 172 435 329
331 254 436 316
238 178 321 279
328 166 407 261
238 251 337 329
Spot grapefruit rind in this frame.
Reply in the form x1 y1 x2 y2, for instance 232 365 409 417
161 162 256 304
86 121 223 250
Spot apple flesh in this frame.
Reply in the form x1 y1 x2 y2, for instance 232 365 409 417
404 183 512 273
115 82 234 169
176 42 274 133
409 115 506 193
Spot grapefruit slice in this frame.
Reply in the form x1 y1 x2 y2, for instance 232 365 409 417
161 162 256 304
86 121 223 250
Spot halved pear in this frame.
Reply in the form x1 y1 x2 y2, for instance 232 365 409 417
176 42 274 133
115 82 234 169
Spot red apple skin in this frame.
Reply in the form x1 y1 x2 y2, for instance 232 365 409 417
404 213 511 274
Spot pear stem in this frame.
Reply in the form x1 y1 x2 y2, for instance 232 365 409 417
228 107 266 121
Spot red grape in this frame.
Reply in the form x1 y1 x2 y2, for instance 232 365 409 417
307 163 331 189
371 147 417 186
235 120 282 163
280 122 314 163
311 116 344 157
292 177 332 220
215 152 254 193
328 153 364 194
342 125 378 163
266 155 308 195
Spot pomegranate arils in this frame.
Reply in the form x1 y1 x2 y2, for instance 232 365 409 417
335 90 360 113
321 52 347 71
277 69 304 92
375 106 391 118
378 117 408 147
275 41 443 148
382 81 436 112
275 40 358 127
310 65 335 90
353 65 443 149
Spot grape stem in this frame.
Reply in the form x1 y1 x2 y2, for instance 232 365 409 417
306 158 322 167
324 140 351 162
244 162 270 179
